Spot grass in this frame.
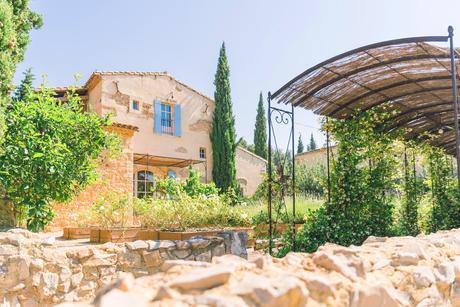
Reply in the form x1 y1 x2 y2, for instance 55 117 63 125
239 195 324 221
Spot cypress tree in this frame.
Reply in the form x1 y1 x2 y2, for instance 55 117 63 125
13 68 34 102
297 133 304 154
253 92 267 159
211 42 237 192
309 133 317 151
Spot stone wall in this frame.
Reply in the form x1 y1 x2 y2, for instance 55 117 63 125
50 126 135 229
57 228 460 306
0 229 247 306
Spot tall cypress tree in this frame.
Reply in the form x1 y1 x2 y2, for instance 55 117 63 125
253 92 267 159
211 42 237 192
309 133 317 151
297 134 304 154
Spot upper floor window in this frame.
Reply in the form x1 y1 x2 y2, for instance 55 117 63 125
132 100 140 111
161 104 173 135
199 147 206 159
135 170 154 198
154 100 181 137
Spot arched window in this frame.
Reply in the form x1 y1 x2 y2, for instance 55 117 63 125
167 170 177 179
136 170 154 198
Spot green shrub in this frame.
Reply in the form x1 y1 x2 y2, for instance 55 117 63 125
134 194 250 231
296 164 326 198
182 169 219 197
91 192 132 229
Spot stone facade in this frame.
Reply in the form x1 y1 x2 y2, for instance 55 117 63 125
0 229 247 306
48 228 460 306
235 147 267 196
50 126 136 229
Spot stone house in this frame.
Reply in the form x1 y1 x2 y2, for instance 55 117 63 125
51 71 266 227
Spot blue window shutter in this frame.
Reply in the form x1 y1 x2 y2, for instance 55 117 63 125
154 100 162 134
174 104 182 136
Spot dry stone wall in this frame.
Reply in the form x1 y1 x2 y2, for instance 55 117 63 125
0 229 247 306
59 228 460 307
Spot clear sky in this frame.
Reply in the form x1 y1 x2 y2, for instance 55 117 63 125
14 0 460 151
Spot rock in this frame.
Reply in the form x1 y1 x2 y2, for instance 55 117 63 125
195 250 212 262
188 237 211 249
312 252 358 281
172 249 191 259
191 294 249 307
211 245 226 258
217 232 248 259
39 272 59 298
84 253 117 267
71 272 84 288
296 271 340 298
147 240 176 251
350 284 409 307
94 288 148 307
161 260 211 271
434 261 455 286
413 266 435 288
30 259 44 271
153 285 181 301
125 240 148 251
363 236 387 244
391 252 419 266
0 244 18 256
175 240 191 250
451 281 460 306
169 265 234 290
231 273 308 307
142 250 163 267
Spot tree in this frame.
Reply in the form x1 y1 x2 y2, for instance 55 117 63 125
253 92 267 159
297 134 304 154
0 0 42 141
0 76 116 231
237 137 255 153
309 133 317 151
211 42 237 192
13 68 34 102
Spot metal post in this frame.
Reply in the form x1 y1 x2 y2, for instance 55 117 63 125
291 104 296 251
326 117 331 205
448 25 460 201
267 92 273 256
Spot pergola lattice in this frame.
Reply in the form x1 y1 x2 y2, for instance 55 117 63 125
271 33 460 155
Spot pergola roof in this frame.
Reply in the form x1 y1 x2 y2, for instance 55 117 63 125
272 36 460 155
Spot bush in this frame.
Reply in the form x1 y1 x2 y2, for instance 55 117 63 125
91 192 132 229
134 193 250 230
182 169 219 197
296 164 326 198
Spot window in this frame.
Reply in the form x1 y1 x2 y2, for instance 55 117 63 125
131 100 140 111
167 170 177 179
161 103 173 134
199 147 206 159
135 170 154 198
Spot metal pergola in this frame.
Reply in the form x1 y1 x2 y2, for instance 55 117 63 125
267 26 460 255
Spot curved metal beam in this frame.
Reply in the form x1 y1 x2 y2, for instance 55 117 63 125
272 35 449 100
385 100 454 124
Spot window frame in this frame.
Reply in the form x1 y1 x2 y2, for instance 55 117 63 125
131 100 140 111
160 102 174 135
135 170 154 198
199 147 206 159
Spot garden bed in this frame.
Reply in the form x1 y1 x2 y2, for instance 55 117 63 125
90 227 142 243
62 227 96 240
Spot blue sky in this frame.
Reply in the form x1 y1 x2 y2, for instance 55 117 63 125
14 0 460 151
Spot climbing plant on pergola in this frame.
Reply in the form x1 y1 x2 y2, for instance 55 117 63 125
267 26 460 254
